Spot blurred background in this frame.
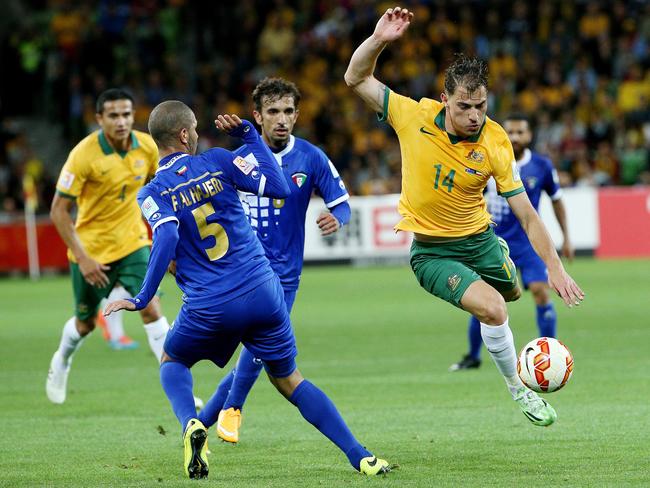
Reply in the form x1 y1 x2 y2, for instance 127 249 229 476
0 0 649 272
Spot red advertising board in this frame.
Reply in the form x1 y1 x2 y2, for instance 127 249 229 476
597 187 650 257
0 218 69 272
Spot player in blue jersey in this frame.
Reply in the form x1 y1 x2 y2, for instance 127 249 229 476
104 101 390 479
198 78 351 444
450 114 574 371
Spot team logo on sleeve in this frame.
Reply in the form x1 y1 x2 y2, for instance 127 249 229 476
447 274 462 292
233 156 254 175
466 149 485 164
58 170 75 190
291 172 307 188
141 196 160 219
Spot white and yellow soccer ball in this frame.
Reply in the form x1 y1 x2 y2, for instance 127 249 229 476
517 337 574 393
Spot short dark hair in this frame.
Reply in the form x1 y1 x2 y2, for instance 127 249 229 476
96 88 135 113
504 113 532 129
252 77 301 112
148 100 195 148
444 54 489 95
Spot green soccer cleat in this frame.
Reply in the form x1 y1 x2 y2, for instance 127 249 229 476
514 387 557 427
183 419 209 479
359 456 391 476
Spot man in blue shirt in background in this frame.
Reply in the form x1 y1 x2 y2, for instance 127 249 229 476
450 114 574 371
204 78 352 444
104 101 388 479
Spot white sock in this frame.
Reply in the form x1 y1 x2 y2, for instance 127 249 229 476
480 319 524 396
143 316 170 363
105 286 132 340
57 317 84 365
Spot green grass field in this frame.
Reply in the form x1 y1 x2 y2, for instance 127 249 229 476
1 259 649 487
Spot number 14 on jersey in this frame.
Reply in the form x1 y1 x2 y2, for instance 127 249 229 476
433 164 455 192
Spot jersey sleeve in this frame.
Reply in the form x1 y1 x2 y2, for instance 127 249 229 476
207 147 289 199
492 137 525 198
137 184 178 232
55 147 88 198
379 88 419 132
312 146 349 208
543 158 562 200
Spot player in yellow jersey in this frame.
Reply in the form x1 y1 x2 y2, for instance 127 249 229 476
345 7 584 427
46 88 172 404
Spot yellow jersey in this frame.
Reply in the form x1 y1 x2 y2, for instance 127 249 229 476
55 130 158 263
382 89 524 237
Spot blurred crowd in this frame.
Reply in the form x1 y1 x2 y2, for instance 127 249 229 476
0 0 649 214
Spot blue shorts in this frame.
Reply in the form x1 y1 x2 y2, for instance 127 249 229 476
164 276 297 377
511 248 548 289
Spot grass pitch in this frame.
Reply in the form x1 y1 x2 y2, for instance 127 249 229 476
1 259 649 487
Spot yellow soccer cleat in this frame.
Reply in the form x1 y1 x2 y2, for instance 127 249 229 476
216 408 242 443
359 456 391 476
183 419 209 479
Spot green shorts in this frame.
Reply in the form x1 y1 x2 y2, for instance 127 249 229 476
410 227 517 309
70 246 150 321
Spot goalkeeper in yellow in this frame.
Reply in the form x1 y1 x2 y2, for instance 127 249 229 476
46 89 171 404
345 6 584 427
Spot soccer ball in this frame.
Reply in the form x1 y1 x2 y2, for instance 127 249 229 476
517 337 574 393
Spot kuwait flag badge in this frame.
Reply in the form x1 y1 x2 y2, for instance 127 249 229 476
176 165 188 175
291 172 307 188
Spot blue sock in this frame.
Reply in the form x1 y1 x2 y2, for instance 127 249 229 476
536 303 557 338
160 361 196 431
198 369 234 429
289 380 371 471
223 347 263 410
468 315 482 360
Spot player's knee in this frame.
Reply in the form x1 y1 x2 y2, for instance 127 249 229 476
271 369 304 400
77 316 95 336
530 283 550 305
476 295 508 325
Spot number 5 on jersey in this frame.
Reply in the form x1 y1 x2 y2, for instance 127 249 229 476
192 202 229 261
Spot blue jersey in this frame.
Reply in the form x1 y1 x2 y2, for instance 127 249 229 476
137 146 288 308
487 149 561 257
235 135 349 290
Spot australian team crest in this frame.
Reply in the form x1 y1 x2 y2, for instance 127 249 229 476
466 149 485 164
291 172 307 188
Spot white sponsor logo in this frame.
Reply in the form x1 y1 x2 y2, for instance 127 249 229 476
511 161 521 182
58 170 75 190
233 156 254 175
141 195 160 219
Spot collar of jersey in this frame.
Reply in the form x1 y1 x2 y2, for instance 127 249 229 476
434 107 485 144
516 148 532 168
271 135 295 164
156 152 190 173
98 131 139 157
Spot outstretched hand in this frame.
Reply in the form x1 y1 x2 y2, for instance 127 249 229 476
104 299 136 316
215 115 254 138
373 6 413 43
548 268 584 308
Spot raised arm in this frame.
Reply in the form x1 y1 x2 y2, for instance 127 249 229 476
507 192 584 306
344 6 413 112
215 114 290 199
